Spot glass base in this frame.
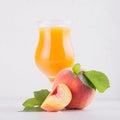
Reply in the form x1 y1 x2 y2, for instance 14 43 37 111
49 76 55 82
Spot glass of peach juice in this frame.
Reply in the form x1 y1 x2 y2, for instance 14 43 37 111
35 20 74 82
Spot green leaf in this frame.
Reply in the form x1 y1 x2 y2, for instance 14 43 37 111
72 63 81 75
34 89 50 106
22 89 50 112
84 70 110 93
22 98 40 107
23 106 44 112
78 73 96 90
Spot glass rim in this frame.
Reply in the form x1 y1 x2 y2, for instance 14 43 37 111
37 20 72 28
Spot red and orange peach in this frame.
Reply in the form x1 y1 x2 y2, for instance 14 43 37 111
53 69 95 109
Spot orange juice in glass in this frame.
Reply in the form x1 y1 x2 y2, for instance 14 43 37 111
35 20 74 82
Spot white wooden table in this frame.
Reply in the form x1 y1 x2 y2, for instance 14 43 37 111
0 98 120 120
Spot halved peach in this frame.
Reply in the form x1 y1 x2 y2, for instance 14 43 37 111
41 83 72 112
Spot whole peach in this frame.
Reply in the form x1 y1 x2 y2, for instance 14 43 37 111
53 69 95 109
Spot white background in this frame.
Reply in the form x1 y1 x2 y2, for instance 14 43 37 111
0 0 120 102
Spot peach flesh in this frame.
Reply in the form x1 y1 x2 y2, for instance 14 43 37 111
53 69 95 109
41 83 72 112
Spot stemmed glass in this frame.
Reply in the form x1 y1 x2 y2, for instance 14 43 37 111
35 20 75 82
